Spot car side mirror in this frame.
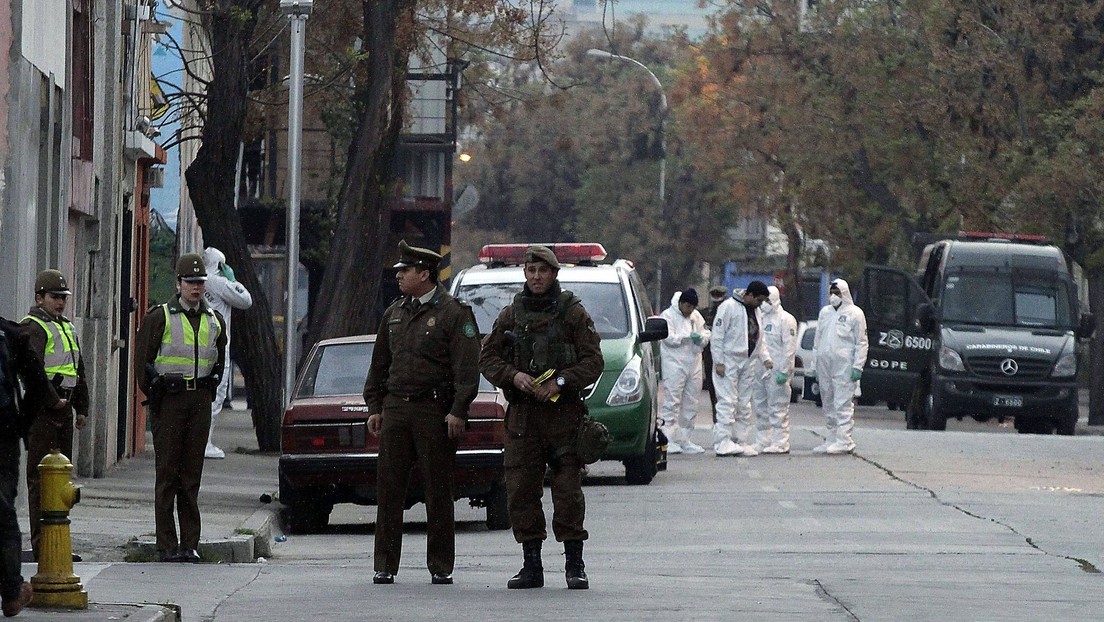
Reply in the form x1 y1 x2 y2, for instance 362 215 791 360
1077 313 1095 339
916 303 936 333
640 316 668 343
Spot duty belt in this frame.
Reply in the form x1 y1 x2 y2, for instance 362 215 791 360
183 378 201 391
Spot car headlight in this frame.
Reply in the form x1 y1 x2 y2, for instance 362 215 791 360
938 346 965 372
606 356 643 406
1052 351 1077 377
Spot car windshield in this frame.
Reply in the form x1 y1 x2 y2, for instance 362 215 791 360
296 339 496 398
940 270 1074 329
456 280 631 339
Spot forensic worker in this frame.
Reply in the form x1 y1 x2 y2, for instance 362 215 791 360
365 240 481 586
808 278 868 454
710 281 772 457
480 245 604 590
135 254 227 562
751 286 798 454
201 247 253 459
21 269 90 560
658 289 710 454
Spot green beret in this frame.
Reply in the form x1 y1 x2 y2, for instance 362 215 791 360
393 240 441 269
523 245 560 269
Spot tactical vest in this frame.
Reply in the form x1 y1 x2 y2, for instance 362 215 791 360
511 290 580 375
22 315 80 389
154 305 221 379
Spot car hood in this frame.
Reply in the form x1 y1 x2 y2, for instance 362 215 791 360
600 336 634 370
943 325 1073 361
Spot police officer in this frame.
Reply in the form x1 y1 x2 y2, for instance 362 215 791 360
479 245 604 590
135 254 227 562
365 240 481 585
20 269 89 559
1 315 64 615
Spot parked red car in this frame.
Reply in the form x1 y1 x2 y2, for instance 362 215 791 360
278 334 509 533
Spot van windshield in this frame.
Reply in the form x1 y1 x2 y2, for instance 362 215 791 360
941 270 1074 329
456 281 631 339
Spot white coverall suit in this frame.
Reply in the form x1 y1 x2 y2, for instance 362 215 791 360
202 247 254 458
659 292 711 452
751 286 798 453
710 296 771 455
810 279 868 453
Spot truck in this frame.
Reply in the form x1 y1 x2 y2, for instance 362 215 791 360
857 232 1095 435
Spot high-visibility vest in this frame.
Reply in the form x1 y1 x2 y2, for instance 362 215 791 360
22 315 80 389
153 305 221 379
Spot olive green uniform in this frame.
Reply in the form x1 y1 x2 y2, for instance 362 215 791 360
20 306 89 557
363 284 480 577
479 284 603 544
135 296 227 554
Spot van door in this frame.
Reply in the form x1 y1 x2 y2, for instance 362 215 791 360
857 265 933 408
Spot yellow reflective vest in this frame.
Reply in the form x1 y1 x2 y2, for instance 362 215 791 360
21 315 79 389
153 305 222 379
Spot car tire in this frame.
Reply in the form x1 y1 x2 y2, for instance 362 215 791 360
624 433 658 485
925 386 947 431
1056 401 1078 436
484 482 511 531
283 502 332 534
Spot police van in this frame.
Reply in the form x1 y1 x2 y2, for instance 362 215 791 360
451 243 668 484
858 232 1094 434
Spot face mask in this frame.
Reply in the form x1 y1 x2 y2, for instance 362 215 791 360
760 301 773 313
829 294 842 308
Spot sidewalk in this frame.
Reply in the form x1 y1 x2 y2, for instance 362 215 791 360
13 402 279 620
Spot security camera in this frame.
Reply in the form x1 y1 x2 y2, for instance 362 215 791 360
136 115 151 133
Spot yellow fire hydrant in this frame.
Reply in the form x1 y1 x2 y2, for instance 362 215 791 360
30 450 87 609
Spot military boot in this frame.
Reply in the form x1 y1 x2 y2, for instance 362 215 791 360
564 540 588 590
507 540 544 589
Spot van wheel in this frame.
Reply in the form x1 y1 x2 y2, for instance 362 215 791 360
926 391 947 431
484 482 511 531
1056 401 1078 436
905 384 927 430
624 434 658 485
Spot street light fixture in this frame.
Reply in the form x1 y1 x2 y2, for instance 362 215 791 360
280 0 312 407
586 49 667 310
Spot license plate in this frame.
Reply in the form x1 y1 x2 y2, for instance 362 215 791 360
993 395 1023 408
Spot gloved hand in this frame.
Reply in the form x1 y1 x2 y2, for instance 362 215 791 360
690 332 702 345
806 369 816 379
774 371 789 385
850 368 863 381
221 263 236 282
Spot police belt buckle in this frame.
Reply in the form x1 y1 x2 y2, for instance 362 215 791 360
184 378 199 391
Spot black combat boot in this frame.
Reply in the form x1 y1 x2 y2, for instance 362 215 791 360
564 540 588 590
507 540 544 589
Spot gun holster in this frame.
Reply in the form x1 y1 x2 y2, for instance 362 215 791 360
162 373 185 394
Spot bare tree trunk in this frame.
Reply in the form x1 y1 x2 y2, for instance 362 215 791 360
1087 267 1104 426
184 1 283 451
306 0 415 345
782 200 803 314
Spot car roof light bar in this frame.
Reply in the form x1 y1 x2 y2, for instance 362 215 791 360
478 243 608 266
958 231 1049 244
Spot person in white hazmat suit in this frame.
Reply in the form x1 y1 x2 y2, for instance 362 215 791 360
751 286 798 453
659 289 710 454
202 247 254 458
808 279 868 454
710 281 772 457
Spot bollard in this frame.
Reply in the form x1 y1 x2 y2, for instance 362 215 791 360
30 450 87 609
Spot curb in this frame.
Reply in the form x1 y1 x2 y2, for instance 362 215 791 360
125 506 277 563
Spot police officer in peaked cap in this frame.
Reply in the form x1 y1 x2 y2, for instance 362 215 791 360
365 239 480 585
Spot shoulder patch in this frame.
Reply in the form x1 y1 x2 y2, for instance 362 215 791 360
462 322 477 338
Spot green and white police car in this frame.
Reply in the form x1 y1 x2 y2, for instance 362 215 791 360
451 243 668 484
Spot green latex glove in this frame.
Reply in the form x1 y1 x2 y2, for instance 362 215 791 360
774 371 789 385
850 368 863 381
690 332 702 345
221 263 237 282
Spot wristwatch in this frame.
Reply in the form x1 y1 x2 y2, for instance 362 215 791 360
555 376 566 388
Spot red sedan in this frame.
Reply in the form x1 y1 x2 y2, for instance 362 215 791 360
278 334 508 532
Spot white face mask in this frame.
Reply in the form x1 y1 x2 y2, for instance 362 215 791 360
829 294 842 308
760 301 773 313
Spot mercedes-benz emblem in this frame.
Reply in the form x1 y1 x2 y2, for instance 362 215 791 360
1000 358 1018 376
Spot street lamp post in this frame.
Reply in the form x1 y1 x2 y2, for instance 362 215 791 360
586 49 667 310
280 0 312 407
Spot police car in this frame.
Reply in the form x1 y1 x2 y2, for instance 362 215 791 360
278 334 509 532
451 243 668 485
